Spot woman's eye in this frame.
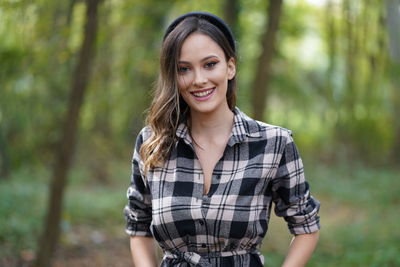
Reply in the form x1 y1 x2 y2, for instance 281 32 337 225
205 61 218 69
178 66 190 73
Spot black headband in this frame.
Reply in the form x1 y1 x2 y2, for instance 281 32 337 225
163 11 236 52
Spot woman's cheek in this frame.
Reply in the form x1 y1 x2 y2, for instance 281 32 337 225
178 76 190 91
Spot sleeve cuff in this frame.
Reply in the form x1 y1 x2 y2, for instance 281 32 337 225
286 196 321 235
125 222 153 237
288 216 321 235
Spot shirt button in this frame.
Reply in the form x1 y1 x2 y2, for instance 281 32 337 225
201 243 207 248
215 174 221 180
199 219 204 225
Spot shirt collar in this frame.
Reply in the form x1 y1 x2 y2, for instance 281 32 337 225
176 119 193 147
176 107 262 147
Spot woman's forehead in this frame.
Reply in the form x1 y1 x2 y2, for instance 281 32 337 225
179 33 224 61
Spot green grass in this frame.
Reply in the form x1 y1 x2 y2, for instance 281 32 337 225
0 168 47 259
1 162 399 266
261 161 400 266
0 164 130 259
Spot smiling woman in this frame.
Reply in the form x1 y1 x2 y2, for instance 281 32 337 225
124 11 320 267
177 32 235 118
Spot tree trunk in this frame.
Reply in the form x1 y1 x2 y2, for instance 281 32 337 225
34 0 102 266
223 0 240 39
88 2 112 184
385 0 400 64
343 0 357 115
325 0 337 105
0 125 10 179
251 0 283 121
385 0 400 162
391 73 400 163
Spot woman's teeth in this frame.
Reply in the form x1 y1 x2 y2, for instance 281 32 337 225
192 89 214 97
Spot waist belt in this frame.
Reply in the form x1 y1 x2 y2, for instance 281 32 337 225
163 249 261 267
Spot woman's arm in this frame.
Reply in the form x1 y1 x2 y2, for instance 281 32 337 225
130 236 158 267
282 231 319 267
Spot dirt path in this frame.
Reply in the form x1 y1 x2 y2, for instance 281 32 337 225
53 237 132 267
1 227 133 267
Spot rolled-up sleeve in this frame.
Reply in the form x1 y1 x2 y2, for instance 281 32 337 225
272 131 320 235
123 129 153 237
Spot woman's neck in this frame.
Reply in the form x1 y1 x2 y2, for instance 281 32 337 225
189 106 234 144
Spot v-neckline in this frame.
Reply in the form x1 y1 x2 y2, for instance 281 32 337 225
193 145 226 196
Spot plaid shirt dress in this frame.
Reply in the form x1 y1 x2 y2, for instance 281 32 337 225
124 107 320 267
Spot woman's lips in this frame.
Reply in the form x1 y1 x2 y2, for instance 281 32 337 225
190 87 216 101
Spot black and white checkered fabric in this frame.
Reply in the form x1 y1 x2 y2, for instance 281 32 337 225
124 107 320 267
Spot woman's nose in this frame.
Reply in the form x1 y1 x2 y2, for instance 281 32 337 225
192 69 207 86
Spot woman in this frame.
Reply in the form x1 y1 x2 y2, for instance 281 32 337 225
124 11 320 267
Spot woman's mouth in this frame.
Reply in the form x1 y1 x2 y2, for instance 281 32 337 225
190 87 216 100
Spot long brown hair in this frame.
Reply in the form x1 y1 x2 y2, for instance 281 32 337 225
140 16 237 172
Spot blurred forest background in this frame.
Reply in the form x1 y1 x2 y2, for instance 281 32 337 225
1 0 399 266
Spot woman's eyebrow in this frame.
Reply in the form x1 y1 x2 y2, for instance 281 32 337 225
178 55 220 64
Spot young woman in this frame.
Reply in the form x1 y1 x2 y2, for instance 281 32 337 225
124 11 320 267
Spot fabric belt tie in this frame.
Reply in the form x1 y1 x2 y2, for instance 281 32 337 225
163 249 261 267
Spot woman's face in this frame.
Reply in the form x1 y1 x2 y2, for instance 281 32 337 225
177 32 235 116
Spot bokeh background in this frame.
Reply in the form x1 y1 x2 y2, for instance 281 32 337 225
1 0 399 266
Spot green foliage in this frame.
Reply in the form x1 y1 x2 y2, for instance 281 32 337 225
0 168 47 258
1 0 399 264
261 162 400 266
306 162 400 266
1 0 398 171
0 46 26 79
0 164 130 259
1 161 399 265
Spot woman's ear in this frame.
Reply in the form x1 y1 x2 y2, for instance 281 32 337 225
227 57 236 80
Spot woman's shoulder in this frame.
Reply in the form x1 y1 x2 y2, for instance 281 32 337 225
256 120 292 138
235 107 292 140
134 126 153 145
139 125 153 137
